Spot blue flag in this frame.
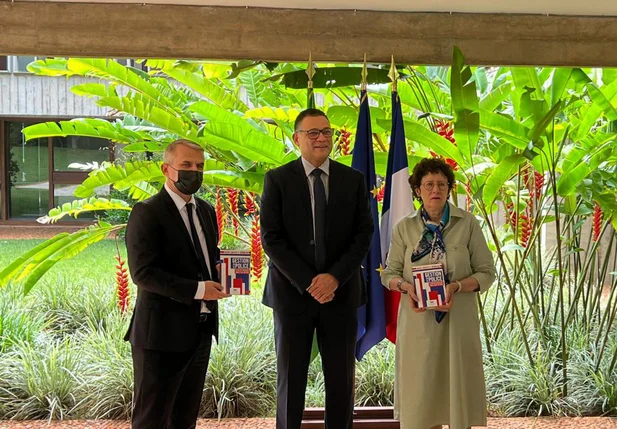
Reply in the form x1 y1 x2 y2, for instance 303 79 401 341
381 91 414 343
352 90 386 360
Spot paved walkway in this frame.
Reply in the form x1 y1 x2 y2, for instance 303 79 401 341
1 418 616 429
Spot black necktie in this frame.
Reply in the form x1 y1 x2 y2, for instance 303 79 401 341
185 203 213 311
311 168 327 272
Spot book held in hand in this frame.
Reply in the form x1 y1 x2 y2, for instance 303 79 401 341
412 263 447 309
220 250 251 295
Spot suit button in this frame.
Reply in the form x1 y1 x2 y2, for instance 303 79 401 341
310 240 315 245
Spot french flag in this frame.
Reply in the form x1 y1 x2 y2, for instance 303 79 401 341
381 91 414 343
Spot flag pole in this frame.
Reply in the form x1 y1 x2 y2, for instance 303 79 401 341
306 51 316 108
388 55 399 92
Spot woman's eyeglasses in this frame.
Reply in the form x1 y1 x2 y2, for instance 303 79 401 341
420 181 449 191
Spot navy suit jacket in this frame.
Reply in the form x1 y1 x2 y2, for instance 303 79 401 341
260 158 374 314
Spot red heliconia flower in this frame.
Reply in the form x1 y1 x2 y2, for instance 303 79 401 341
593 202 603 242
338 129 352 156
244 192 257 216
534 172 544 199
435 119 455 143
227 188 239 236
434 120 459 171
251 214 264 282
115 254 130 314
215 187 226 246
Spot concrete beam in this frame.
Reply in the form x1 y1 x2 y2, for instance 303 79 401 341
1 1 617 66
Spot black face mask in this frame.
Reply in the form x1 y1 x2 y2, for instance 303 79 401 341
170 167 203 195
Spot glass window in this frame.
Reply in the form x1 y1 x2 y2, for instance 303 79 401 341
7 122 49 219
53 136 110 171
14 56 36 72
0 56 7 72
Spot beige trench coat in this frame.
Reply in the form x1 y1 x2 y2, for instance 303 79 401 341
381 202 496 429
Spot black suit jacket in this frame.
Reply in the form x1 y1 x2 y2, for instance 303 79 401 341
260 158 374 314
124 187 220 352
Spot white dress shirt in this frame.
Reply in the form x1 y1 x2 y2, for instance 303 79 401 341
301 157 330 239
164 183 212 312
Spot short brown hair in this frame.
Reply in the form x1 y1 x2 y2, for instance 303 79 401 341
163 139 204 164
408 157 455 201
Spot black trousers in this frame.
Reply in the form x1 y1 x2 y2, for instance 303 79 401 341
131 319 214 429
274 302 358 429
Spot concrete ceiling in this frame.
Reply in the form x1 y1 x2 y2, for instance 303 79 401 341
21 0 617 16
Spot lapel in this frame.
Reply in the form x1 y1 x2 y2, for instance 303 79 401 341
292 158 314 235
325 160 341 238
195 200 218 275
160 187 196 257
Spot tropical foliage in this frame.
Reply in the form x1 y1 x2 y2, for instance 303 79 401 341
1 49 617 416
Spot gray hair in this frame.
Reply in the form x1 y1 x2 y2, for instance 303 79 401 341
163 139 204 164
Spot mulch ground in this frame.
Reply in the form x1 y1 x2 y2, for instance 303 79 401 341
0 225 89 240
1 418 617 429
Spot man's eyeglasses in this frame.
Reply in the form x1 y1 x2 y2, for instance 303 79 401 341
420 181 449 191
296 128 335 139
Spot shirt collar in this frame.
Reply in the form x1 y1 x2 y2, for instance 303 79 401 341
301 157 330 177
165 182 196 211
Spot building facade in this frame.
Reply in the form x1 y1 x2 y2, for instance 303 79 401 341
0 55 119 224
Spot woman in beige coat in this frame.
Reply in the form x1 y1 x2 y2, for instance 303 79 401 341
381 158 496 429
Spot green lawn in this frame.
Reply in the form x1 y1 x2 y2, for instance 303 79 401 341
0 239 126 282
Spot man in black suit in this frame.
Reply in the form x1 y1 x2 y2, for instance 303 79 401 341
125 139 230 429
260 109 374 429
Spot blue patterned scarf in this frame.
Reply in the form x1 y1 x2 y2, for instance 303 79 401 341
411 203 450 323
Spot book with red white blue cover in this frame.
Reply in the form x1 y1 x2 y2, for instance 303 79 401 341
221 250 251 295
412 263 446 309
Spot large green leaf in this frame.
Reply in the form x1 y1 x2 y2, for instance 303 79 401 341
38 198 131 224
244 107 300 125
27 58 72 76
395 120 464 166
327 106 358 129
550 68 573 107
201 160 266 193
160 66 248 112
128 181 160 201
74 161 163 198
451 47 479 163
511 67 545 102
0 234 70 288
99 95 199 141
451 47 479 113
479 82 512 111
573 80 617 140
527 100 562 144
0 223 124 294
272 67 396 89
557 146 613 196
482 154 524 206
239 70 267 106
479 111 530 149
201 123 288 166
66 58 181 117
190 101 257 130
23 118 148 144
587 83 617 121
71 83 118 98
337 153 421 177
